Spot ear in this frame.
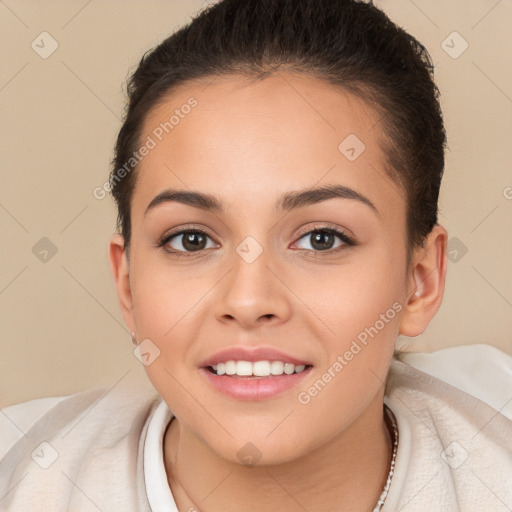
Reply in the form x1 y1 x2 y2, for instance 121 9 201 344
399 224 448 337
108 233 137 336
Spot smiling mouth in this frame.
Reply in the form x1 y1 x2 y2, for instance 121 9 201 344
205 360 313 378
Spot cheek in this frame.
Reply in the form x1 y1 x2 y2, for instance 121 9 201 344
298 248 404 334
292 267 402 440
129 263 205 415
295 251 404 403
128 252 217 389
130 252 205 335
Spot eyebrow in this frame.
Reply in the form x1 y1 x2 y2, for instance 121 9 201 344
144 184 379 217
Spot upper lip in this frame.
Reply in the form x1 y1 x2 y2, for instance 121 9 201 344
199 346 312 367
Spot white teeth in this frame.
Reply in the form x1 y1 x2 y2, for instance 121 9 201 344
270 361 284 375
209 360 308 377
253 361 270 376
225 360 236 375
236 361 253 376
283 363 295 375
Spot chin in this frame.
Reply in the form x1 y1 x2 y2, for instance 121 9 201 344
203 430 312 468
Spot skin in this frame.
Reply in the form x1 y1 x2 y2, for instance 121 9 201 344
109 72 447 511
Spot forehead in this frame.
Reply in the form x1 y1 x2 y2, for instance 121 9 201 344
133 72 404 223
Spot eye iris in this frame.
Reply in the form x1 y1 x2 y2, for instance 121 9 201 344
311 231 335 251
183 232 207 251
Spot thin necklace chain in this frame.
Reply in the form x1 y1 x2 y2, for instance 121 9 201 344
173 404 399 512
372 404 399 512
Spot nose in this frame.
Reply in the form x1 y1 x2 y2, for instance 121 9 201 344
213 244 292 330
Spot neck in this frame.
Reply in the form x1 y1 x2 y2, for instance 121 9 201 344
164 390 391 512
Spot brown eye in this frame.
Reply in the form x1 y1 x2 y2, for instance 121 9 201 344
160 229 215 253
294 227 354 253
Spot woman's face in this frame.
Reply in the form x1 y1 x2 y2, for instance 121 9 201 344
116 72 415 464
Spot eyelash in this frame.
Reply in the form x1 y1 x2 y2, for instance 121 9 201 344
158 223 356 258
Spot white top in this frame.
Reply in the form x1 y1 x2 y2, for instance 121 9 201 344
143 398 177 512
1 343 512 511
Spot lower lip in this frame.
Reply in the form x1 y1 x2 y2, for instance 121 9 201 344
199 366 313 401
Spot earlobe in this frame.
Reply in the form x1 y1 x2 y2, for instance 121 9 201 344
108 233 136 335
399 225 448 337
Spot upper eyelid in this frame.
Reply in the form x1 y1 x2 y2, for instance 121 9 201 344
161 225 216 243
295 222 352 238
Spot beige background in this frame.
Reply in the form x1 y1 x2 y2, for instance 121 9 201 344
1 0 511 408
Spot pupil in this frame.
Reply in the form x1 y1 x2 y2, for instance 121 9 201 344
311 231 333 251
183 232 206 251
